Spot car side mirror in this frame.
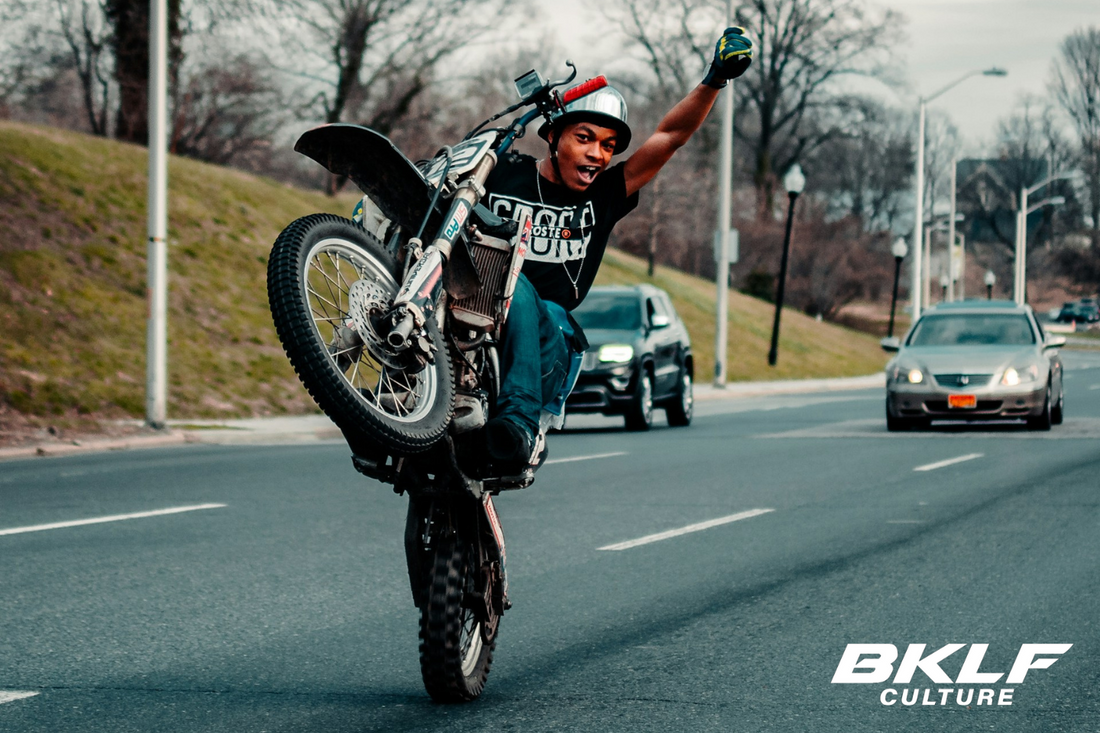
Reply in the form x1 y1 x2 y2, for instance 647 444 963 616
650 314 671 329
1044 334 1067 349
880 336 900 353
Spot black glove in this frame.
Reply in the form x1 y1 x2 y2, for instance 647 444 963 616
702 27 753 88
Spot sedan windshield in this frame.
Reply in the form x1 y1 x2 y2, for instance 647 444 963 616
573 294 642 330
907 313 1036 347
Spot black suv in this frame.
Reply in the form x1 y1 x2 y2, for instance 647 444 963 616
566 285 693 430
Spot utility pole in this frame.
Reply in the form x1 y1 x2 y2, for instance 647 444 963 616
713 1 734 388
145 0 168 428
947 158 957 301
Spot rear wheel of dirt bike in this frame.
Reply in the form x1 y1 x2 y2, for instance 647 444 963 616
418 537 496 702
267 214 454 454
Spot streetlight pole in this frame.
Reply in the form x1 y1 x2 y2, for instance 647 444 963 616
888 237 908 338
712 0 734 387
911 68 1006 320
768 164 804 367
146 0 169 429
1014 171 1075 305
947 157 957 301
985 269 996 300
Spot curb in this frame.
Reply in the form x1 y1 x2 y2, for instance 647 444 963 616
695 373 885 400
0 431 192 462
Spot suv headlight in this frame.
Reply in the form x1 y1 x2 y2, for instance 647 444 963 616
598 344 634 363
1002 364 1040 386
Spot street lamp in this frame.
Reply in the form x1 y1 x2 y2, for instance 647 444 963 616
985 269 996 300
912 67 1007 321
1015 171 1076 304
768 164 805 367
888 237 908 338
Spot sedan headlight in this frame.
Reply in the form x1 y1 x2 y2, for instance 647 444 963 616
906 368 924 384
1002 364 1040 386
598 344 634 363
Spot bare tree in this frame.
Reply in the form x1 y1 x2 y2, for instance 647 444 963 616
170 54 285 166
55 0 112 135
103 0 183 144
1053 25 1100 247
609 0 903 218
808 96 912 232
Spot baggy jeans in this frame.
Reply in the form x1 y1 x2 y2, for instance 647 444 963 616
496 275 569 438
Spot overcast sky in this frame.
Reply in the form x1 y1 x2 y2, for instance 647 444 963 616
532 0 1097 150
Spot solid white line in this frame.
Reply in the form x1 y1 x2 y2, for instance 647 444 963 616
0 691 39 704
597 508 775 551
0 504 227 537
913 453 984 472
545 451 627 465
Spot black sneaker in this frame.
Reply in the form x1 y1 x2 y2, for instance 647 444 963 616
485 418 534 472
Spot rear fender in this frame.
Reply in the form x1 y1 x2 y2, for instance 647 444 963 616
295 124 441 234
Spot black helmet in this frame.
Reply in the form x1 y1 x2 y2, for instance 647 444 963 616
538 84 632 154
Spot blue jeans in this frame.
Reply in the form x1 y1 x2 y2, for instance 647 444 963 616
496 275 568 438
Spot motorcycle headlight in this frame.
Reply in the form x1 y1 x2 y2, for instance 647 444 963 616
598 344 634 363
1002 364 1040 386
906 368 924 384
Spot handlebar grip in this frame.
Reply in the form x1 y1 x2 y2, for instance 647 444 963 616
562 75 608 104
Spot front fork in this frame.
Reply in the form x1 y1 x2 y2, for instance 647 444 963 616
404 493 508 618
385 153 497 353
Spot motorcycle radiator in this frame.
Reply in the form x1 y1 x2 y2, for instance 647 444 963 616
450 231 512 331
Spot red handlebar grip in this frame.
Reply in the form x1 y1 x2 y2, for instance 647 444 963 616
562 75 608 104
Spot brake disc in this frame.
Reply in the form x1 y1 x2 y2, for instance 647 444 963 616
347 278 403 369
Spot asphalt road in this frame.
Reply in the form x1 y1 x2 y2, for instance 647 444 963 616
3 351 1100 732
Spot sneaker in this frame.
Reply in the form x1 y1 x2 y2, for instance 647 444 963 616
485 417 534 471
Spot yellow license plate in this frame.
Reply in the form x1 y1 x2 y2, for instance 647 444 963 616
948 394 977 409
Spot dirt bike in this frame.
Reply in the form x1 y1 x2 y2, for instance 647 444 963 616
266 63 604 702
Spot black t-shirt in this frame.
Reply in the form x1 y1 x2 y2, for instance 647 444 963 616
484 153 639 310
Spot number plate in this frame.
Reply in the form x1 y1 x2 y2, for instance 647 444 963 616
948 394 977 409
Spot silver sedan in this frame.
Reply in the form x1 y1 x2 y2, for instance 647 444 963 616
881 301 1065 431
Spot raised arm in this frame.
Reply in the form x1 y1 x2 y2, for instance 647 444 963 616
622 27 753 198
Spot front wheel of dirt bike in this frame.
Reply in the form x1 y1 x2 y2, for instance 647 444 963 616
418 537 496 702
267 214 454 454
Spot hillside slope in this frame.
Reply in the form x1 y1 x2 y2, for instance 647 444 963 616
0 121 885 426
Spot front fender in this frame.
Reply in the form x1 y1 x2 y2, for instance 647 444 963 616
295 124 440 234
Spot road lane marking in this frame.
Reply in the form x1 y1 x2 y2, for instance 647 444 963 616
1090 384 1100 390
597 508 775 551
887 520 926 524
0 691 38 704
0 504 227 537
545 451 627 465
913 453 984 472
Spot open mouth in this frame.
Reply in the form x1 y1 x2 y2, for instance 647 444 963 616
576 165 601 185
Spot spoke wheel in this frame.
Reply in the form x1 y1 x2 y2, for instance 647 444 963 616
268 214 454 454
418 538 496 703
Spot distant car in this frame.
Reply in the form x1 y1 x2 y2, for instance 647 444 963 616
1057 300 1100 324
567 285 693 430
881 300 1065 431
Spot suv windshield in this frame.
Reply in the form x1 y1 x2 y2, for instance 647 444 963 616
908 313 1036 346
573 294 642 330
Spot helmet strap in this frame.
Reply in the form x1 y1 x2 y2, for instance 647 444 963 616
547 129 564 184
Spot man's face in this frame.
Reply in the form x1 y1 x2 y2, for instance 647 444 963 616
551 122 617 191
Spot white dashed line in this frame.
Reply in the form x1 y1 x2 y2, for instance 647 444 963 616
0 691 38 704
0 504 227 537
1089 384 1100 390
598 508 775 551
887 520 927 524
914 453 984 472
545 451 627 465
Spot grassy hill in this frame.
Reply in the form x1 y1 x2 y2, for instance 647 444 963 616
0 121 886 429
